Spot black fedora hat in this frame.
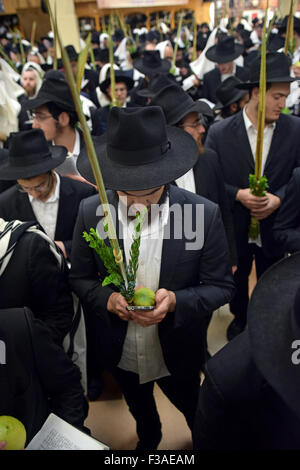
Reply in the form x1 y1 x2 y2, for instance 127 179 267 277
77 106 198 191
214 76 249 110
205 36 244 64
0 129 67 180
136 73 176 98
248 252 300 418
64 44 79 62
266 33 285 53
278 15 300 34
99 70 135 94
236 52 297 90
22 70 76 112
151 84 213 126
133 50 171 76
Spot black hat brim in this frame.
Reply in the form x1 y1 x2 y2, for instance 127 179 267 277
236 76 297 90
0 145 67 180
22 93 76 113
133 58 171 76
77 127 199 191
248 252 300 418
99 75 135 94
167 100 213 125
214 89 248 110
205 43 244 64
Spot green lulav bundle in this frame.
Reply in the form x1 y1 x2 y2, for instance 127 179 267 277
83 207 147 303
248 174 269 239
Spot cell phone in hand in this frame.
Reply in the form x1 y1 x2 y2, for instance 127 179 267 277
126 306 155 311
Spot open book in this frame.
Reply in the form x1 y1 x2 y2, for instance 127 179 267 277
26 414 110 450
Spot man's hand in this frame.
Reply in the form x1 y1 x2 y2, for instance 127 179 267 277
0 441 6 450
130 289 176 328
236 188 269 210
250 192 281 220
55 241 67 259
107 292 132 322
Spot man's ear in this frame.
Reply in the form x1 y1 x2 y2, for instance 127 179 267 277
230 102 238 114
57 111 70 128
251 86 260 103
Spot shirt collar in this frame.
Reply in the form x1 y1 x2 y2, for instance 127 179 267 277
72 128 80 157
243 106 276 132
29 171 60 204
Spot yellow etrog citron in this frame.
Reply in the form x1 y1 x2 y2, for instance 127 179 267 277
133 287 156 307
0 416 27 450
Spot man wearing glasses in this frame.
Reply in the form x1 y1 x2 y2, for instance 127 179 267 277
0 129 95 260
22 69 98 181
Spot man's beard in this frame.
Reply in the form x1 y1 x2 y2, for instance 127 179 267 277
197 136 204 155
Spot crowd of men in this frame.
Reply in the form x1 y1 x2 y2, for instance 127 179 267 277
0 11 300 451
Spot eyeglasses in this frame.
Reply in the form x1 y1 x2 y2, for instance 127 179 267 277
179 116 208 129
32 112 55 122
18 174 52 193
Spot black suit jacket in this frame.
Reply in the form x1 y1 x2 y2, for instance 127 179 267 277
205 111 300 258
193 331 300 450
273 167 300 254
0 307 88 444
70 185 235 377
0 232 74 345
192 149 237 265
201 65 250 104
0 176 95 259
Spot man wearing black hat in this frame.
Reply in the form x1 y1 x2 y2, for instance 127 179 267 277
130 50 172 106
193 253 300 450
214 76 249 121
92 70 135 136
0 216 74 346
71 106 235 449
23 70 98 179
201 36 250 104
0 129 95 260
205 51 300 341
150 80 237 267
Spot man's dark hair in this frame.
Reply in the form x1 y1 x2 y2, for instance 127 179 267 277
45 102 78 128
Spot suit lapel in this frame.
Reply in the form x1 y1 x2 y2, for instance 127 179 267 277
233 112 255 173
17 192 36 220
263 116 284 175
54 177 73 240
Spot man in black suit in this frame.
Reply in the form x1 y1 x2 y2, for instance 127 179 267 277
0 218 74 346
205 52 300 340
22 69 99 181
193 254 300 450
71 106 235 450
0 129 95 260
201 36 249 104
0 306 88 447
273 167 300 254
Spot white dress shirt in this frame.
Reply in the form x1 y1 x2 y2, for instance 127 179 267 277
243 106 276 177
29 172 60 241
175 168 196 194
242 107 276 245
221 63 237 82
117 196 171 384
